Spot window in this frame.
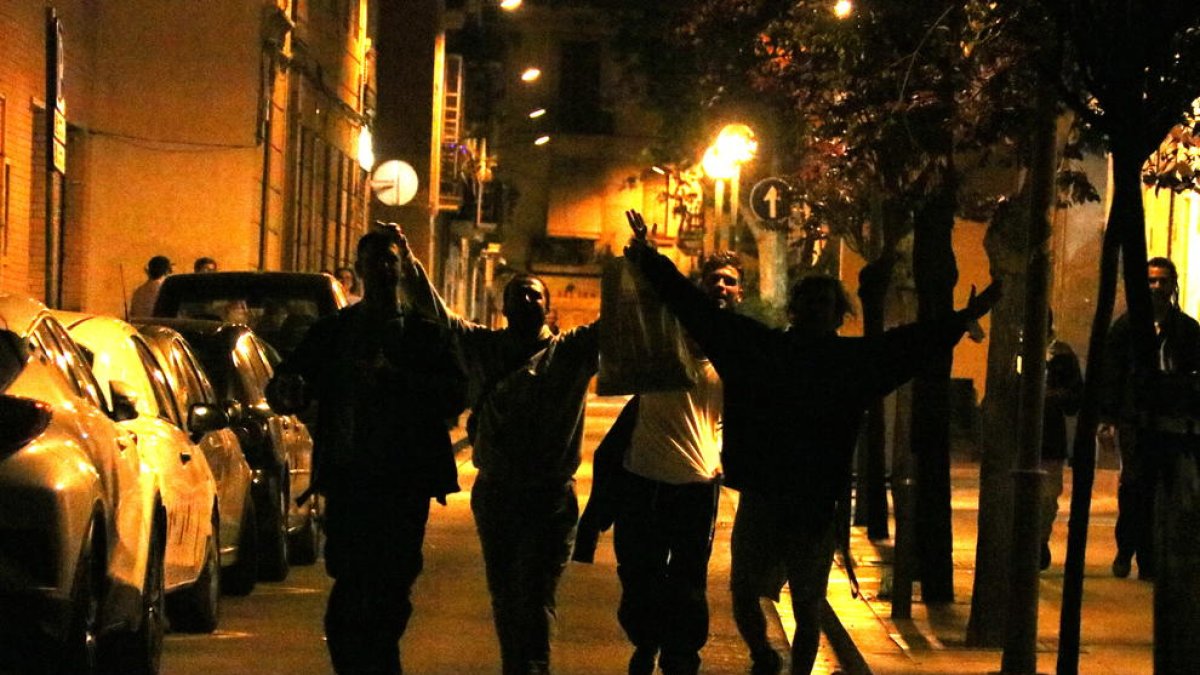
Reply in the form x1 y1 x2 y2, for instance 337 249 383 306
134 338 181 426
45 319 106 411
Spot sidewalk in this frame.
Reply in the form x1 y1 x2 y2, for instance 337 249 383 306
821 459 1154 674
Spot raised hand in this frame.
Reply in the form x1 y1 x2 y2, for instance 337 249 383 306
962 280 1002 321
624 210 654 263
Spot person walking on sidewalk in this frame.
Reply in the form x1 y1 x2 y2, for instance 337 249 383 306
129 254 172 317
581 252 742 675
622 210 999 674
1098 256 1200 580
401 238 599 675
1039 310 1083 571
266 225 467 674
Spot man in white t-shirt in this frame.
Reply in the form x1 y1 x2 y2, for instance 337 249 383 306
613 251 742 675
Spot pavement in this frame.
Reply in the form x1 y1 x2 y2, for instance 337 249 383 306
820 459 1155 675
162 394 1152 674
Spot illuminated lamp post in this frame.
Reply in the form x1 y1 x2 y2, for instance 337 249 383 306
702 123 757 251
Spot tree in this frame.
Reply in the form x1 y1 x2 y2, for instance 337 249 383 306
1053 3 1200 673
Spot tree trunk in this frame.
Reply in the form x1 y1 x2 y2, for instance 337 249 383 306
1056 136 1146 674
911 170 959 603
856 252 897 539
854 197 903 539
1000 68 1057 672
966 198 1028 647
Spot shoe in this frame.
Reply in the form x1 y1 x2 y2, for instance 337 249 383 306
1040 543 1051 571
1112 554 1132 578
749 648 782 675
629 647 656 675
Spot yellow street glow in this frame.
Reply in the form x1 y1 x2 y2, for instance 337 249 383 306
702 124 757 179
521 67 542 82
528 108 547 119
534 135 551 146
834 0 853 18
500 0 523 10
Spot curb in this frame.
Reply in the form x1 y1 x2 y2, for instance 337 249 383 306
820 598 873 674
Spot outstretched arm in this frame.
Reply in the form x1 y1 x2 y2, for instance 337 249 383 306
397 231 486 337
623 210 769 370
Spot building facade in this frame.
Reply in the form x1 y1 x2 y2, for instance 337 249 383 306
0 0 375 317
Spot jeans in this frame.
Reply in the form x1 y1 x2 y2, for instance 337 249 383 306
472 476 579 675
323 485 431 675
730 491 835 675
613 474 720 674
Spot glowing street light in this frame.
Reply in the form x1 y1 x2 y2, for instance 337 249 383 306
500 0 523 10
520 67 542 83
833 0 853 19
528 108 547 119
703 123 757 250
534 135 551 146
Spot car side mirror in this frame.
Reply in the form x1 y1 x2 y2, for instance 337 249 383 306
188 402 229 439
108 381 140 422
223 400 245 426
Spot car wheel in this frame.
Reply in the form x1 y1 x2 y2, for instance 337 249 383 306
61 522 102 674
256 476 290 582
288 497 320 566
167 509 220 633
221 488 258 596
102 516 166 675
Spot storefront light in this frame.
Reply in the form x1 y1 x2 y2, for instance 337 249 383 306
357 126 375 172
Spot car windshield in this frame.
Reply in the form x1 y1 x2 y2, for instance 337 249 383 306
0 330 25 393
155 275 335 357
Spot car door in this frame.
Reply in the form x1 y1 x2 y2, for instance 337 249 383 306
247 335 313 527
167 336 250 559
29 318 155 601
128 337 215 589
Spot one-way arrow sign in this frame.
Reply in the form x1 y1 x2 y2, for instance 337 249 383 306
749 178 792 223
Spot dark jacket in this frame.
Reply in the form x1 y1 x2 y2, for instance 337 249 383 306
271 304 466 499
1099 309 1200 424
572 397 639 563
403 258 599 488
631 249 971 521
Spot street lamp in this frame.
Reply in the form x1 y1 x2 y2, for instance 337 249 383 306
833 0 854 19
702 123 757 250
520 67 541 83
499 0 523 10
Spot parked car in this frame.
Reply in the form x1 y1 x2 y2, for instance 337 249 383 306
136 324 258 596
153 318 318 580
151 271 347 360
0 294 160 674
57 313 226 634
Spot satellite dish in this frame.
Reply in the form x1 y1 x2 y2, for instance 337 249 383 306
370 160 419 206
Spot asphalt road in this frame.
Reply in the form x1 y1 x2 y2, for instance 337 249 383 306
160 397 837 674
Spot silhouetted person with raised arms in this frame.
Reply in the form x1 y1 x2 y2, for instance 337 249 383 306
267 224 466 674
401 236 599 675
622 210 999 674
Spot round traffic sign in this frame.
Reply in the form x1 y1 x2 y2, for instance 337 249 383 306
749 178 792 223
370 160 419 206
